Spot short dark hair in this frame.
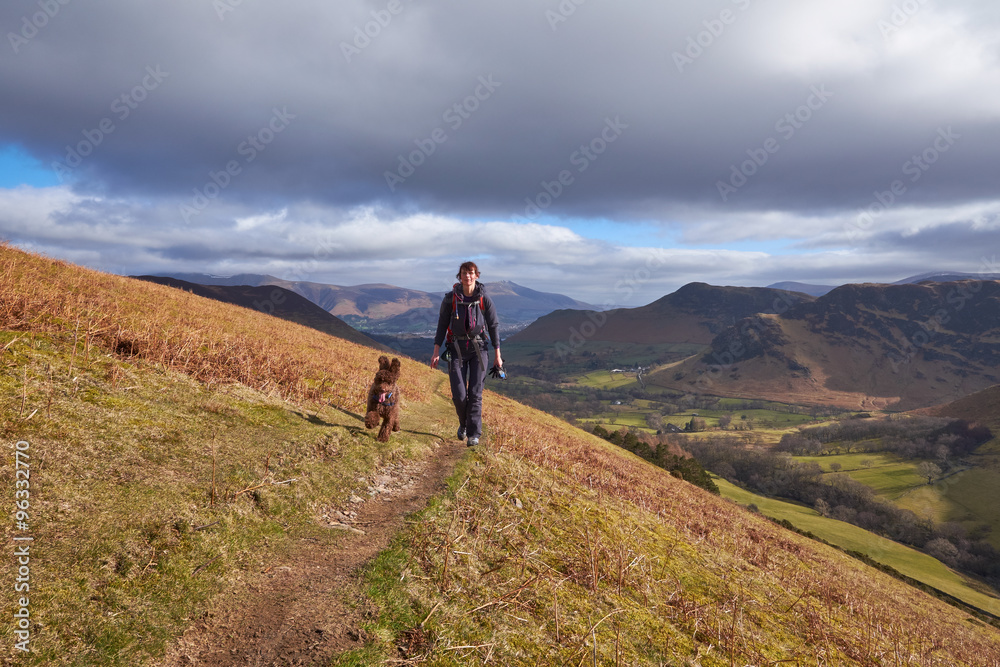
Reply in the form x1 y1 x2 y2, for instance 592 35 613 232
456 261 480 279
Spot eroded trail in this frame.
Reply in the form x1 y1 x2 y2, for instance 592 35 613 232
159 438 468 667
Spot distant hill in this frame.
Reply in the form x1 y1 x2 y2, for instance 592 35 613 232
767 281 836 296
134 276 388 351
766 272 1000 297
896 271 1000 284
920 384 1000 449
151 273 595 334
509 282 815 347
654 280 1000 410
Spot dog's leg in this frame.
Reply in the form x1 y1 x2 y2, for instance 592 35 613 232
364 386 379 429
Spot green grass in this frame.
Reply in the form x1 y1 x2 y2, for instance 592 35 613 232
895 466 1000 550
715 477 1000 618
573 368 643 389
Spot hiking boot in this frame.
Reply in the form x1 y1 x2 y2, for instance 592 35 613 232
457 426 466 440
467 437 479 447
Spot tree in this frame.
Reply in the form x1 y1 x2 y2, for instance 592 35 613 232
814 498 830 517
925 537 960 567
917 461 942 484
687 417 707 432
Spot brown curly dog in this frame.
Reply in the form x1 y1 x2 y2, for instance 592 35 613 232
364 356 401 442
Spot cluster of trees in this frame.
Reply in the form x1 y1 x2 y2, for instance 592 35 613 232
590 425 719 495
681 434 999 584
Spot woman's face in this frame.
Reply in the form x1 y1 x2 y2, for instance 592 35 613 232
459 267 478 290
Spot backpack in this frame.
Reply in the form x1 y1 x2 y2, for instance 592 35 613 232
446 283 487 348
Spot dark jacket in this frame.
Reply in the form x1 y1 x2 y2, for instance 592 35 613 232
433 281 500 353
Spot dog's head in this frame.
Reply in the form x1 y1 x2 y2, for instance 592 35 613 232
376 356 401 380
372 357 401 404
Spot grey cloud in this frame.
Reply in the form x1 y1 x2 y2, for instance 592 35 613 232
4 0 1000 222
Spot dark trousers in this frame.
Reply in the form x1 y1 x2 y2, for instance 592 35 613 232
448 344 487 439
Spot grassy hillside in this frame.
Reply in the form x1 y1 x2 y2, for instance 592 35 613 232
359 400 1000 665
2 244 1000 665
133 275 387 350
716 478 1000 618
0 244 446 664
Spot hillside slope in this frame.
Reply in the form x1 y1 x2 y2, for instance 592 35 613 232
133 275 387 350
656 281 1000 410
2 244 999 666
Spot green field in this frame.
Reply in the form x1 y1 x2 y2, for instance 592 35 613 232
794 453 925 498
896 466 1000 549
716 478 1000 618
791 452 1000 549
574 368 645 389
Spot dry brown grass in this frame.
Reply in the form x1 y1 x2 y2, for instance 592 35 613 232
387 393 1000 665
0 243 430 411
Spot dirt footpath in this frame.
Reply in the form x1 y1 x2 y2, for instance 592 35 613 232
159 438 468 667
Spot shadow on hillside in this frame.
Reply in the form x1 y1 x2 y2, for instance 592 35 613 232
292 410 339 427
321 405 447 443
402 428 449 440
326 405 364 423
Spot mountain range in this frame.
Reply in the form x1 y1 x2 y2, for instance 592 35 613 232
148 271 1000 411
662 280 1000 410
767 271 1000 297
507 279 1000 411
151 272 596 333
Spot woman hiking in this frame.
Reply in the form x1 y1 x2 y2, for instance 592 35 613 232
430 261 503 447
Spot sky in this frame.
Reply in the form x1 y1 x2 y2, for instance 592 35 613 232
2 0 1000 307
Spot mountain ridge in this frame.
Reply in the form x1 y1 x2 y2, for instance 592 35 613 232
149 272 597 333
657 279 1000 410
134 275 389 351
